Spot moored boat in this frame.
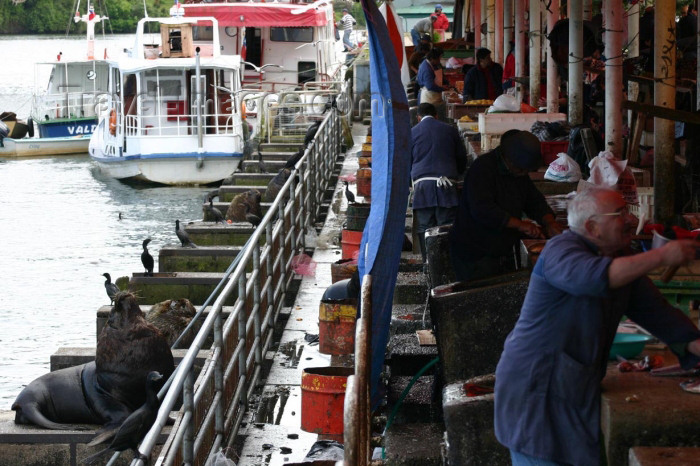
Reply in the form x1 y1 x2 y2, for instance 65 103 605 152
89 12 245 185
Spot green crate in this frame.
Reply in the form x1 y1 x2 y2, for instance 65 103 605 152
443 49 475 59
652 279 700 315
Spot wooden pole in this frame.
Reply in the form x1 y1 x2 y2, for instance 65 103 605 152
529 0 541 107
547 0 561 114
603 0 623 155
568 0 583 125
654 1 677 224
628 3 640 121
514 0 525 99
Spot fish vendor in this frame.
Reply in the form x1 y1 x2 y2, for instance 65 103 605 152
494 187 700 466
448 130 564 281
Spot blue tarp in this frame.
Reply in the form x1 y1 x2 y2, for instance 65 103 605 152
358 0 412 409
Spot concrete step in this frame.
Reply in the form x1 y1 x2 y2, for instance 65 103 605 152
183 221 261 246
387 375 441 425
218 185 268 202
390 304 432 336
260 143 303 152
0 411 170 466
96 304 233 342
383 422 444 466
50 347 210 373
158 245 244 273
226 173 276 187
387 333 438 377
127 272 239 306
208 201 270 219
398 253 423 273
393 271 429 305
241 159 288 173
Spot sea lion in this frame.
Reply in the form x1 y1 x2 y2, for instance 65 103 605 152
146 298 200 347
226 189 262 222
96 292 174 423
12 362 131 430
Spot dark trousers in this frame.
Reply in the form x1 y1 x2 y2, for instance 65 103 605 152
414 206 456 261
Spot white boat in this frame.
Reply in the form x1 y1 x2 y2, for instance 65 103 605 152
89 12 245 185
1 1 110 157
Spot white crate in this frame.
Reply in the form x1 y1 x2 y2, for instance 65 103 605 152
478 112 567 151
629 187 654 220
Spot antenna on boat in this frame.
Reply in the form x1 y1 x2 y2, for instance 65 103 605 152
74 0 108 60
142 0 149 18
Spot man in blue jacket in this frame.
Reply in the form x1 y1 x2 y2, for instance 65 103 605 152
463 47 503 103
495 187 700 466
411 102 467 261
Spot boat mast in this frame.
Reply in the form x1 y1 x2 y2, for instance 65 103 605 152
74 0 108 60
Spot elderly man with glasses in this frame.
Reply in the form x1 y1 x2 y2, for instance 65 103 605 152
494 186 700 466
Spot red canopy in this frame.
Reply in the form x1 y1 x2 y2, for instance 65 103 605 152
183 2 329 27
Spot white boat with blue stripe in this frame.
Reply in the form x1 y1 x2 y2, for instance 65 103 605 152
89 10 245 185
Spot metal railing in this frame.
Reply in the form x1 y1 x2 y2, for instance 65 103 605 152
129 106 341 466
31 92 105 122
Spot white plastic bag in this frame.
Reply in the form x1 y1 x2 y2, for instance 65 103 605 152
544 153 582 182
491 94 521 112
205 449 236 466
587 151 638 204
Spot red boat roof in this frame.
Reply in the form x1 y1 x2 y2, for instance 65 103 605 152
183 2 330 27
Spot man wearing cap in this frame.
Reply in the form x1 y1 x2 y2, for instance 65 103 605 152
449 130 565 281
431 4 449 34
337 7 357 51
411 102 467 261
463 47 504 103
411 15 437 47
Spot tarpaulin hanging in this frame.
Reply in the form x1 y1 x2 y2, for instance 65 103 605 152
378 1 410 88
358 0 412 409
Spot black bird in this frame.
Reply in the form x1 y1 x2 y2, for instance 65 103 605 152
245 204 261 227
257 149 267 173
83 371 164 465
283 147 305 170
175 220 196 248
263 168 292 203
118 212 123 220
304 120 322 147
102 273 120 305
141 238 154 277
344 181 355 203
204 199 225 224
205 188 219 203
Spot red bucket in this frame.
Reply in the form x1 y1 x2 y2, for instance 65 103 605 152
319 301 357 355
341 229 363 260
301 366 354 439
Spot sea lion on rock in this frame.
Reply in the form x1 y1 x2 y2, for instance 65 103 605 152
226 189 262 222
96 292 174 424
146 298 200 347
12 362 131 431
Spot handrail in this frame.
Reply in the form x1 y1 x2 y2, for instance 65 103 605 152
130 106 341 465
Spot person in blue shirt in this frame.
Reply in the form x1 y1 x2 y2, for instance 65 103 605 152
495 186 700 466
411 102 467 261
416 47 446 105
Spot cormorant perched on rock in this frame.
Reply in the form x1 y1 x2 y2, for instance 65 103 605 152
283 147 305 170
257 149 267 173
263 168 291 203
203 199 225 224
83 371 163 465
141 239 154 277
245 204 262 228
146 298 199 347
102 273 120 304
175 220 196 248
344 181 355 203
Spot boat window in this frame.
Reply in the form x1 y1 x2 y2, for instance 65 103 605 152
147 80 182 98
193 26 214 41
270 27 313 43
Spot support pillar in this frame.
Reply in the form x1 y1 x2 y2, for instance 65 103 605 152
583 0 592 21
547 0 560 114
503 0 513 58
514 0 526 99
568 0 583 126
603 0 623 155
481 0 487 49
495 0 503 64
529 0 541 107
628 3 640 115
654 1 677 224
487 0 495 55
474 0 481 48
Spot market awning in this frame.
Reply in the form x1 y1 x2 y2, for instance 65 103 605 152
183 1 330 27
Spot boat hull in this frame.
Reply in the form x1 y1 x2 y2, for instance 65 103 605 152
0 135 90 157
90 152 243 185
37 118 98 138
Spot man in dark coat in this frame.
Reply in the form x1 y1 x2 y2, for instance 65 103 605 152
411 102 467 261
462 47 503 102
495 187 700 465
448 130 564 281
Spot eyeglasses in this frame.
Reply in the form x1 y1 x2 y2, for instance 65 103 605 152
592 207 631 218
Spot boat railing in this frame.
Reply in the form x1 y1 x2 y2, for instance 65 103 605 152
32 91 105 121
123 111 243 138
127 107 342 466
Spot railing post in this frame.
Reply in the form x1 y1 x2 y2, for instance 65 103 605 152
214 308 224 439
278 200 287 298
253 246 263 366
183 369 195 465
288 178 297 253
238 274 248 407
265 222 275 329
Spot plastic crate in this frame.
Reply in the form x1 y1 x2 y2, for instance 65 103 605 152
628 187 654 220
541 140 570 165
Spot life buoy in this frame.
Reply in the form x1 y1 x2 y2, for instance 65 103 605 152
109 109 117 136
241 100 247 120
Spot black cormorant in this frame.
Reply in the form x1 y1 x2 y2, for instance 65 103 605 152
283 147 305 170
141 239 154 277
205 199 225 224
102 273 120 305
175 220 196 248
245 204 261 227
257 149 267 173
344 181 355 203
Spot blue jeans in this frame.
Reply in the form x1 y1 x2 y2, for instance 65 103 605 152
343 29 353 50
510 450 569 466
410 28 421 47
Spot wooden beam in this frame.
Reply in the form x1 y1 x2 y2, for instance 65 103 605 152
622 100 700 125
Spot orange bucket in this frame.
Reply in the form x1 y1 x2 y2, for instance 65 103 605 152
341 229 363 260
356 168 372 198
318 301 357 355
301 366 354 438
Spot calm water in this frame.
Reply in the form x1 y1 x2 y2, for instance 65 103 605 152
0 35 211 409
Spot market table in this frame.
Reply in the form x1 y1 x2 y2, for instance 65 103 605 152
601 348 700 466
